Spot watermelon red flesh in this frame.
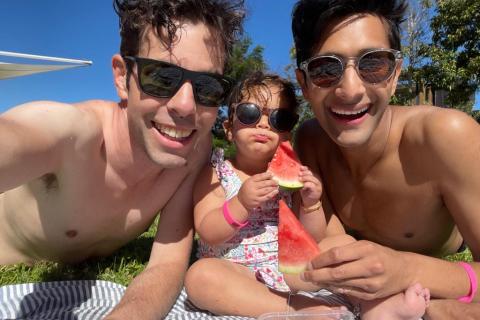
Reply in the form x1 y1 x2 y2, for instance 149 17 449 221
278 199 320 274
268 141 303 191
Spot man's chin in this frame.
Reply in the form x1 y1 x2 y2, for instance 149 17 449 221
149 152 189 168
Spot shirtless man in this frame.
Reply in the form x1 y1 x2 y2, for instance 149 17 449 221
291 0 480 318
0 0 244 318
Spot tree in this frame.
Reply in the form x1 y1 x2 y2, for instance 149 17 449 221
421 0 480 108
224 36 266 82
392 0 433 105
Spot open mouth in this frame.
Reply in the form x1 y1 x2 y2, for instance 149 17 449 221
329 105 370 121
152 122 195 142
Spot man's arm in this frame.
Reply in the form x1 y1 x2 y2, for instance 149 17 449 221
105 135 212 319
0 101 100 192
105 170 195 319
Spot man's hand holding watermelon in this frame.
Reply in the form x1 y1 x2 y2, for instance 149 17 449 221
302 238 412 300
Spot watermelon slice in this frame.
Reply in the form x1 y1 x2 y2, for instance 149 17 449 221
268 141 303 191
278 199 320 274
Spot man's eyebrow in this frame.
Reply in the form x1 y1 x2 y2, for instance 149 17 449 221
316 47 390 57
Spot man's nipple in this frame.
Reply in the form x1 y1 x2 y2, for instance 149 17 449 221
65 230 78 238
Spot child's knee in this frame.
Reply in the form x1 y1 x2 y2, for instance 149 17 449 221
185 259 219 296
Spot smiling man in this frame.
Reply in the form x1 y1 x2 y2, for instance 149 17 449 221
0 0 244 318
292 0 480 318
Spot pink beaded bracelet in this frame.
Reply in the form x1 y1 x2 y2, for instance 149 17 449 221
458 262 477 303
222 200 249 229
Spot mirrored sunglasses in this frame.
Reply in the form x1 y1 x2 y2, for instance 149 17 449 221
234 102 298 132
300 49 402 88
123 56 233 106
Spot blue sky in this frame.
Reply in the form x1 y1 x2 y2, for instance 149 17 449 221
0 0 296 112
0 0 478 112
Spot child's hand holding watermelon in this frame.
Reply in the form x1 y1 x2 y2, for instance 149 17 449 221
237 171 279 210
298 165 323 213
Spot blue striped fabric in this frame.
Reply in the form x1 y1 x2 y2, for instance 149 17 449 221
0 281 352 320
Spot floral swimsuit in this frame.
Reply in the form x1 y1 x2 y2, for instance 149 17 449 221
196 148 291 292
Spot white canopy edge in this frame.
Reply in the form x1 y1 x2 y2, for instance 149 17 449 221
0 62 87 80
0 51 92 65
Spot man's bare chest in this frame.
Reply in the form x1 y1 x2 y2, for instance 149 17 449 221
1 165 188 262
322 161 458 255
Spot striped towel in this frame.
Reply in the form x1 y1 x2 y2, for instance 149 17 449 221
0 281 353 319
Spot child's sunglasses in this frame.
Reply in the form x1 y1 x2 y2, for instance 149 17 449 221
123 56 233 106
300 48 402 88
234 102 299 132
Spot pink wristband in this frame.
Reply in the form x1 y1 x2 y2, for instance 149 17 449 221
222 200 249 229
458 262 477 303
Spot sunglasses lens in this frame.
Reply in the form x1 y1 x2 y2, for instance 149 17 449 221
358 51 396 83
194 76 230 106
270 109 298 132
236 103 261 125
139 61 182 97
306 56 342 87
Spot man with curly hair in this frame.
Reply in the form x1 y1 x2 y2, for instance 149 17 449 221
0 0 244 318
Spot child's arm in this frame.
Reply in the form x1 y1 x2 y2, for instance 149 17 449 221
294 166 327 242
193 166 278 246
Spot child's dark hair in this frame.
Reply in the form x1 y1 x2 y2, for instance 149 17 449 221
292 0 408 67
114 0 245 65
226 71 298 124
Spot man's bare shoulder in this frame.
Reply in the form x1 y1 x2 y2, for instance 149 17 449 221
400 105 480 168
2 99 113 144
401 105 480 146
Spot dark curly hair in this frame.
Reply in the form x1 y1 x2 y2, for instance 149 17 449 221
113 0 245 65
292 0 408 67
226 71 299 125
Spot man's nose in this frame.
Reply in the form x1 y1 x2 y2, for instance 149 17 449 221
166 81 196 117
335 62 366 101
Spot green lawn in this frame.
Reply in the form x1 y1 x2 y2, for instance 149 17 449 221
0 219 158 286
0 215 473 287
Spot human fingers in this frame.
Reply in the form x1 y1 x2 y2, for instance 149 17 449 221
252 178 279 190
328 284 382 301
259 187 279 200
252 171 274 181
310 241 382 269
304 255 383 289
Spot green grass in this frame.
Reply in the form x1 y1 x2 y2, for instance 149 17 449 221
0 218 158 286
0 214 473 287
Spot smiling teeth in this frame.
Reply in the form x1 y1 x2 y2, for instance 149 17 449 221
155 124 193 139
331 106 369 115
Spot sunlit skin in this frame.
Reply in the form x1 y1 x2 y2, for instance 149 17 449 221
296 13 480 316
0 22 220 265
184 84 340 317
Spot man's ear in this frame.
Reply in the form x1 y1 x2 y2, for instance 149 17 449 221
295 68 310 101
222 119 233 142
389 59 403 97
112 54 129 100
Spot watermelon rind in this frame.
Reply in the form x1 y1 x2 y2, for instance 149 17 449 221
278 263 309 274
275 178 304 192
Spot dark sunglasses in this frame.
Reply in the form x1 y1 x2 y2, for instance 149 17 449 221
300 49 402 88
123 56 233 106
234 102 299 132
